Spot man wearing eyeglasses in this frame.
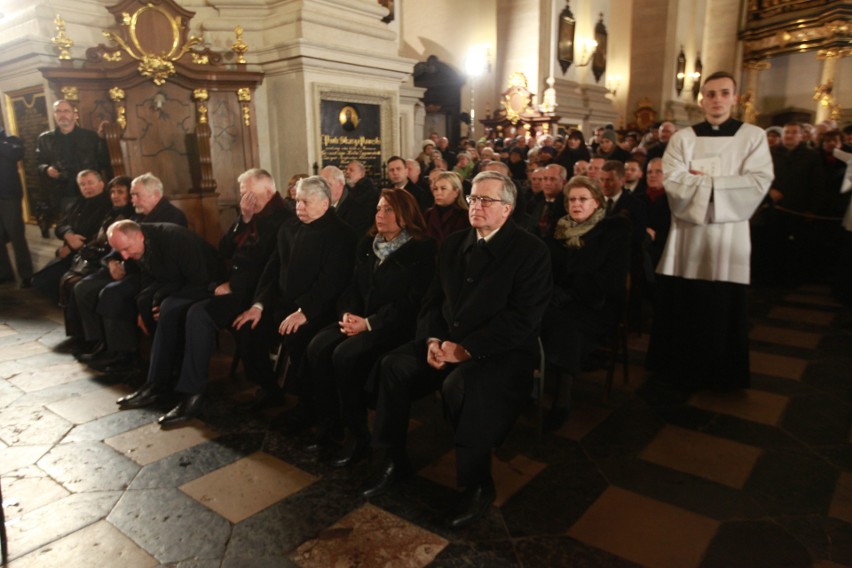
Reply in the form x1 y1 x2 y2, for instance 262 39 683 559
362 171 552 529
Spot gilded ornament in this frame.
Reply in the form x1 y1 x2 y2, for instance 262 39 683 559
52 15 74 61
191 52 209 65
232 25 248 64
242 106 251 126
61 86 79 101
108 87 125 101
193 89 209 102
103 51 123 62
237 88 252 102
197 103 208 125
138 55 176 86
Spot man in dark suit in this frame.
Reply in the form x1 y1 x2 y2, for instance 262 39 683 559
362 171 552 529
232 175 356 425
117 169 291 421
0 127 33 287
387 155 431 212
524 163 567 239
321 165 376 237
74 173 189 370
601 160 648 330
90 219 221 376
344 160 379 203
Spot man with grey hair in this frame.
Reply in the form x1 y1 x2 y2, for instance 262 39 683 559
646 121 677 164
321 165 375 235
233 175 356 423
362 171 552 530
129 172 187 225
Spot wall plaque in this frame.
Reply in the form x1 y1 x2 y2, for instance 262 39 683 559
320 100 382 182
4 87 50 222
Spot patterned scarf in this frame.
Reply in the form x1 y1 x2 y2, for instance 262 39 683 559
372 229 412 264
553 208 605 249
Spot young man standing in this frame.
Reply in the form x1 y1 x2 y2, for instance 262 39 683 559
647 71 773 391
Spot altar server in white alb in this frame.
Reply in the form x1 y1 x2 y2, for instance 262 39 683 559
647 71 773 391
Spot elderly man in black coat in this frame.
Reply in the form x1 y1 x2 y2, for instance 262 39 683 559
362 171 552 529
233 175 356 423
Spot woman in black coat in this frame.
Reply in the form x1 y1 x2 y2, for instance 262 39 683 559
554 129 592 176
541 176 630 429
306 188 436 464
422 171 469 247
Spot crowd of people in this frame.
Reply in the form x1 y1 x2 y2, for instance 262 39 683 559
6 71 851 529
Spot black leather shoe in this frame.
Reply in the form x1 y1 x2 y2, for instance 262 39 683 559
270 403 315 434
158 394 204 428
331 439 372 468
446 479 496 529
88 351 137 372
77 343 109 363
303 426 343 454
362 456 412 499
117 383 160 409
54 337 81 354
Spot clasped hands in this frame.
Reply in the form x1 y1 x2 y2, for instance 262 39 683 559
339 312 367 336
232 306 307 336
426 339 470 370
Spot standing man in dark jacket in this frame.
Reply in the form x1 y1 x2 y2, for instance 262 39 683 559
118 169 291 422
36 100 109 221
0 127 33 287
362 172 552 529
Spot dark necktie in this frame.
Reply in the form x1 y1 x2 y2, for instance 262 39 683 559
605 198 613 215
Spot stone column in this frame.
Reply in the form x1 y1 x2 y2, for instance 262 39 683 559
741 60 770 124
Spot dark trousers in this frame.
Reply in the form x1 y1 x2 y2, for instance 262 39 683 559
74 271 141 352
146 296 198 388
173 294 244 395
0 198 33 282
373 341 533 487
32 256 72 304
306 324 395 439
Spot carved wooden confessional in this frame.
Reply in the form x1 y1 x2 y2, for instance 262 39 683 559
40 0 264 244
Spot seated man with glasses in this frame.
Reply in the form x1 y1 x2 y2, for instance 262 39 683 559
361 171 552 529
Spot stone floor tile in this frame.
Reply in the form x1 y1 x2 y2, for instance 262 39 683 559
63 405 160 443
554 404 613 441
7 519 158 568
750 325 822 349
108 487 231 564
0 323 15 337
0 377 23 406
180 451 318 524
689 389 789 426
568 486 719 568
0 445 51 475
8 362 97 393
0 405 73 446
829 471 852 524
8 376 105 409
700 519 812 568
514 535 642 568
0 340 49 363
289 503 448 568
750 351 808 380
639 424 762 489
768 306 835 326
4 491 122 560
37 440 140 493
2 473 70 518
45 385 128 424
417 450 546 507
105 420 218 466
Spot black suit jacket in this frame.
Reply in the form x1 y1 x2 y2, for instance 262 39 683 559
139 198 188 226
610 191 647 253
523 193 566 240
54 191 112 245
136 223 223 308
254 209 356 322
417 218 552 361
403 180 433 213
336 186 378 238
219 193 292 305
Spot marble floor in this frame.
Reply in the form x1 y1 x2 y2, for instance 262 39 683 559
0 283 850 567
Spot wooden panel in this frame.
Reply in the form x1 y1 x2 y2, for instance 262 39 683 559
208 91 248 206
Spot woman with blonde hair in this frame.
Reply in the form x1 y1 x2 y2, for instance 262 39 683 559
422 171 469 246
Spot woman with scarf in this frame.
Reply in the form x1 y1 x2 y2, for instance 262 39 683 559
305 188 436 464
423 171 470 247
541 176 630 430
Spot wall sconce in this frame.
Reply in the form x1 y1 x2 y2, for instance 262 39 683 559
675 46 686 96
606 74 622 97
591 14 607 83
691 53 702 100
575 38 599 67
557 1 576 73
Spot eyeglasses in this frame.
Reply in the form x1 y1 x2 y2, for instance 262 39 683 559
465 195 504 208
567 197 594 204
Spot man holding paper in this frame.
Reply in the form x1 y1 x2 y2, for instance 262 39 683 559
647 71 773 391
